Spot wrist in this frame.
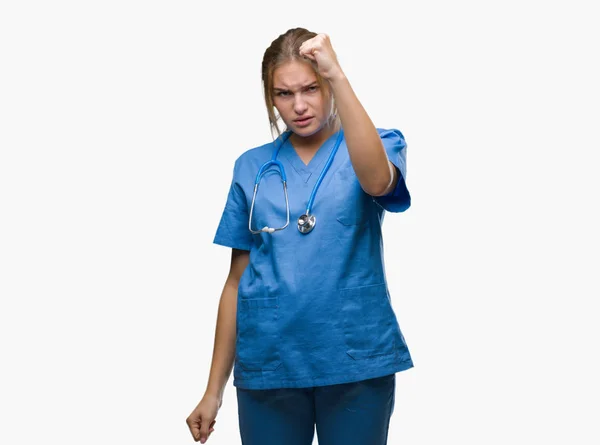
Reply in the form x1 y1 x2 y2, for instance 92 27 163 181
326 69 347 85
204 387 223 403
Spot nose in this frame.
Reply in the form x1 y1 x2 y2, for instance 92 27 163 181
293 93 308 115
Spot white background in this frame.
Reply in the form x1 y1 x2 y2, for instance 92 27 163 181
1 1 599 444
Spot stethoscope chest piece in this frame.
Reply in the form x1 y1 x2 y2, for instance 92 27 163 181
297 214 316 234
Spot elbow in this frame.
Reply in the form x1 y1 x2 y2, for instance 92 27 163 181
366 181 392 197
364 161 398 197
363 170 396 197
364 171 396 197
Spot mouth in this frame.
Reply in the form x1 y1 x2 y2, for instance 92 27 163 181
294 116 313 126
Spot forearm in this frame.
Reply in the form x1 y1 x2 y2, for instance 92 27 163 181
204 279 238 401
329 72 396 196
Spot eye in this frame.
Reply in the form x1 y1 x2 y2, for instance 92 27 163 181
306 85 319 93
275 91 291 97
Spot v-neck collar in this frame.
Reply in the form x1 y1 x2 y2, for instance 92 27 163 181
283 131 338 183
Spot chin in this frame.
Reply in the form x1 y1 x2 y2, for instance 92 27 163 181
289 121 323 138
292 128 316 138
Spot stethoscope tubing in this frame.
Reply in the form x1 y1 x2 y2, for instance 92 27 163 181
249 128 343 234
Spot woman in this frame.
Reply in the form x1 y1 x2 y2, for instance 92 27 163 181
186 28 413 445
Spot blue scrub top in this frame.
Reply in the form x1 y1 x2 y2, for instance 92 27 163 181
214 128 413 390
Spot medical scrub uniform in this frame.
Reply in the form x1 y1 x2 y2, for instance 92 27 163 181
213 128 412 444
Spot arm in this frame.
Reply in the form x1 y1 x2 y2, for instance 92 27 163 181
186 248 249 443
300 34 398 197
329 73 398 196
205 248 249 401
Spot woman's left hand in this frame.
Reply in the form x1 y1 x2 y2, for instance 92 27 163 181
299 33 344 81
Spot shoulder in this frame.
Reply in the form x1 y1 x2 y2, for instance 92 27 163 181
375 127 407 150
376 127 406 141
232 139 276 174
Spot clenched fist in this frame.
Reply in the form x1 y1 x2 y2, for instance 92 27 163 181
186 394 221 443
299 33 344 81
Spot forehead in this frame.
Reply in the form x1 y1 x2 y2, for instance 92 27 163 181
272 60 318 89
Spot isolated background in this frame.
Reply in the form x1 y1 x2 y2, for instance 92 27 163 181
1 1 599 444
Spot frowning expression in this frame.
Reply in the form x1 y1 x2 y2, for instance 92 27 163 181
272 60 333 138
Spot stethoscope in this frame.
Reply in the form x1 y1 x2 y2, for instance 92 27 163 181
249 129 344 235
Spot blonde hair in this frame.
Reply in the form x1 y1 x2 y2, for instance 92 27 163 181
261 27 338 138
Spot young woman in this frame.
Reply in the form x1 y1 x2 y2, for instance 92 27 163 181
186 27 413 445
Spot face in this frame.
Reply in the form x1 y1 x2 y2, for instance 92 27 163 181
272 60 333 141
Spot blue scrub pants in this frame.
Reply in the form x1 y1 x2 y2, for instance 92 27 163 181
236 374 396 445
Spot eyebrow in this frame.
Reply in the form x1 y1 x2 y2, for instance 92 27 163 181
273 82 319 92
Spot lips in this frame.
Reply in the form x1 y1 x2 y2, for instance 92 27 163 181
294 116 313 127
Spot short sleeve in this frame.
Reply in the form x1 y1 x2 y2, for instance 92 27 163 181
213 158 254 251
373 128 411 213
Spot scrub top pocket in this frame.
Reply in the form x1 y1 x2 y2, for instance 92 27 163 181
340 283 399 360
236 297 282 372
334 164 370 226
